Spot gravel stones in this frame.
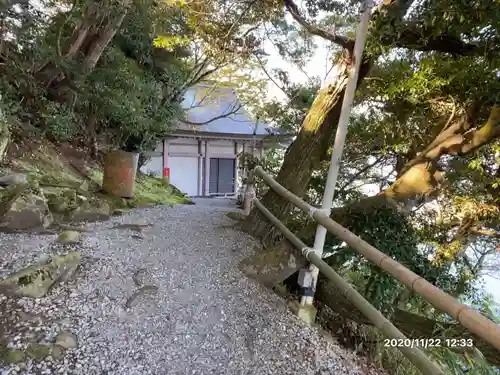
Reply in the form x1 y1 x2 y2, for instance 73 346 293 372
0 198 384 375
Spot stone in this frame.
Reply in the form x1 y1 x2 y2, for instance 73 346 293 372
35 253 51 263
113 223 151 232
111 208 127 216
125 285 159 309
43 187 78 214
225 211 246 222
46 194 71 214
55 331 77 349
0 173 27 187
57 231 81 245
51 344 65 360
0 184 53 230
26 343 51 359
69 198 110 222
288 301 317 327
1 348 26 364
238 243 308 289
0 252 82 298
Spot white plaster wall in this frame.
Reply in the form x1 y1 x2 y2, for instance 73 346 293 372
169 156 199 196
169 140 199 155
208 139 236 157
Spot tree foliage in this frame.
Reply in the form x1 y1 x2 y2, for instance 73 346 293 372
0 0 273 153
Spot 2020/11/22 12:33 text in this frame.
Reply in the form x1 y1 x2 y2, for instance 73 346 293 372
384 338 474 349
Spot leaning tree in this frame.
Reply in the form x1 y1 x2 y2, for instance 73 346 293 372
243 0 500 252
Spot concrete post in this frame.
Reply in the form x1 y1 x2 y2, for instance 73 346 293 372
243 172 255 216
299 0 375 309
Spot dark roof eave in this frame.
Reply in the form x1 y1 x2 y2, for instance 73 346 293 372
169 129 293 142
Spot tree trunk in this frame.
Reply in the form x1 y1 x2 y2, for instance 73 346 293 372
82 9 129 71
36 4 129 92
242 55 373 243
35 4 97 87
87 111 98 159
0 107 9 162
64 13 95 59
137 154 150 173
315 278 500 367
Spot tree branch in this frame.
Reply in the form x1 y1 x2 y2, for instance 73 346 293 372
282 0 354 51
400 106 500 175
470 227 500 240
255 55 290 98
391 25 496 58
283 0 495 58
337 155 385 195
180 102 243 126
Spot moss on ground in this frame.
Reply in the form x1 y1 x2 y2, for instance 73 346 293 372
133 174 193 206
89 170 192 207
4 142 193 222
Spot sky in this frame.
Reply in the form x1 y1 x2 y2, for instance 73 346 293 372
259 31 500 304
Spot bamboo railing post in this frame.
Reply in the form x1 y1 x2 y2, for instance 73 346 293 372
253 199 444 375
252 165 500 352
243 172 255 216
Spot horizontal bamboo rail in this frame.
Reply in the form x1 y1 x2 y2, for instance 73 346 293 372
251 165 500 352
254 199 444 375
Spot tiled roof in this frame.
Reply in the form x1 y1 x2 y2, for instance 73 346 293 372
174 84 282 136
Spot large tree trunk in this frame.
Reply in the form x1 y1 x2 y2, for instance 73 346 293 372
0 106 9 162
316 278 500 367
35 5 98 87
36 3 130 93
242 55 373 243
82 9 129 71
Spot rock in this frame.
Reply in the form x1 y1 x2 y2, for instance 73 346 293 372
57 230 81 244
0 252 82 298
111 208 127 216
69 198 110 222
1 348 26 364
0 184 53 230
125 285 159 309
113 223 152 232
79 180 90 192
46 194 70 214
44 187 78 214
0 173 27 187
35 253 51 263
238 244 308 289
55 331 77 349
225 211 246 221
51 344 65 360
25 343 51 359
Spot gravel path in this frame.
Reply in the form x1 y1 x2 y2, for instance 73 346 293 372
1 198 381 375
